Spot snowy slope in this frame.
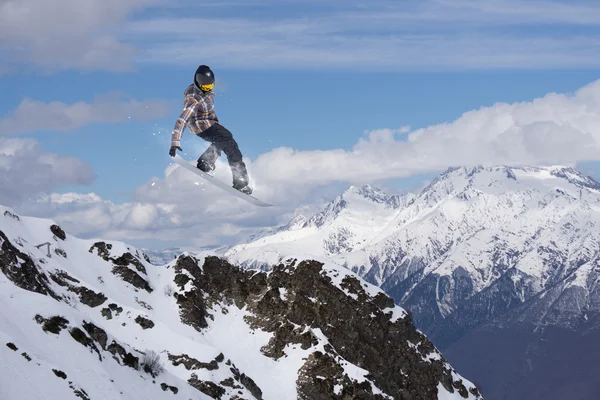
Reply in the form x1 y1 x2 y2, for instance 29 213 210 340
0 206 481 400
226 185 411 270
225 165 600 344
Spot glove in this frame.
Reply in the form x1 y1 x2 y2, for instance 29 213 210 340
169 146 182 157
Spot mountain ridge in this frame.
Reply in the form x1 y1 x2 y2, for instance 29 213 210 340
0 205 481 400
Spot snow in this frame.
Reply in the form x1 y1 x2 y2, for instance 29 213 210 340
383 306 408 322
437 382 479 400
225 184 407 265
565 262 593 289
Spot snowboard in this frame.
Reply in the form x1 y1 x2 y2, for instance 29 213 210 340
171 154 274 207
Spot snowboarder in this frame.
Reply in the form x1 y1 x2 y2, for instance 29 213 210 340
169 64 252 194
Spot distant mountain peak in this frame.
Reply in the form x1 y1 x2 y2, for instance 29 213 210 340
343 184 394 202
420 164 600 203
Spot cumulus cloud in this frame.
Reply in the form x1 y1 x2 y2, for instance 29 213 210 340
0 138 95 206
0 0 161 72
0 92 171 135
13 78 600 248
15 158 270 245
247 79 600 186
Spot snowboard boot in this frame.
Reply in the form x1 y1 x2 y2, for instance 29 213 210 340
234 182 253 195
197 158 215 176
231 163 253 195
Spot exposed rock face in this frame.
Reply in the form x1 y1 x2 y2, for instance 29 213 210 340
89 242 153 292
34 315 69 334
173 255 481 399
50 224 66 241
134 315 155 329
0 230 59 299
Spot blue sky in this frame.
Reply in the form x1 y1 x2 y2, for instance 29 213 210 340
2 0 600 249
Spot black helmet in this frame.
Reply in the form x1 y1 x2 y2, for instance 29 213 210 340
194 65 215 91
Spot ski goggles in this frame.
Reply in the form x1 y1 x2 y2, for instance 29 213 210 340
200 83 214 91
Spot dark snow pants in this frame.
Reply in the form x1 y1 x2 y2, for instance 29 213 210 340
196 123 249 187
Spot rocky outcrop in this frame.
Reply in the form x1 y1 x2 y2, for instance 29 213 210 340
172 255 481 399
135 315 155 329
50 224 66 241
111 266 153 293
0 230 59 299
89 242 153 292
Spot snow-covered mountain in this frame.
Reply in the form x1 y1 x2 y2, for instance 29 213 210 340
226 184 412 270
141 246 229 266
226 165 600 338
0 205 481 400
224 165 600 399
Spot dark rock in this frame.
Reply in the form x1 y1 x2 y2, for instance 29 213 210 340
49 270 106 308
101 308 113 320
53 369 67 379
54 248 67 258
112 266 153 293
135 297 153 310
75 287 107 308
230 364 263 400
6 342 18 351
69 382 91 400
172 256 480 400
50 270 80 286
260 321 318 359
107 341 139 370
160 383 179 394
89 241 147 274
35 315 69 334
82 321 108 350
220 378 242 389
172 257 211 331
50 224 66 240
168 353 219 371
112 252 147 275
69 328 102 361
173 273 190 289
21 352 31 361
108 303 123 313
135 315 155 330
297 351 387 400
188 374 226 399
0 230 59 299
4 210 20 220
89 241 112 260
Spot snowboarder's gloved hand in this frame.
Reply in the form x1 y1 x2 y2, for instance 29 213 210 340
169 146 182 157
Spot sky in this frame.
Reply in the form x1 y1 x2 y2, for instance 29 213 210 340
2 0 600 250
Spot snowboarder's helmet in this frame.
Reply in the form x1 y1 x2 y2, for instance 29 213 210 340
195 65 215 92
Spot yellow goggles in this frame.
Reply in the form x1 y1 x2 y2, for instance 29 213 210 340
200 83 214 91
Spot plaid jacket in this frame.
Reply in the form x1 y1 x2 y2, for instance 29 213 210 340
170 84 219 147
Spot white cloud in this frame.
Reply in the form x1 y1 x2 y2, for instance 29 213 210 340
12 78 600 248
0 92 171 135
127 1 600 69
244 79 600 186
0 0 161 72
0 138 95 206
2 0 600 72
